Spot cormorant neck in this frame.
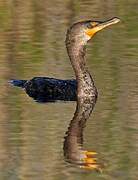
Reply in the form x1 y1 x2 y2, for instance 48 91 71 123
66 32 97 101
66 37 87 79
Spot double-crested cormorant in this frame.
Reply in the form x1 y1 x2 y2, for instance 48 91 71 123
10 17 120 102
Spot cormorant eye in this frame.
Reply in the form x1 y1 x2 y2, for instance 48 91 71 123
87 23 93 29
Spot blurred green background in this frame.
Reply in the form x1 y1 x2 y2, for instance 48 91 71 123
0 0 137 179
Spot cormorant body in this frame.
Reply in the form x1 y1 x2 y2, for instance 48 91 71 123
10 78 77 102
10 17 120 103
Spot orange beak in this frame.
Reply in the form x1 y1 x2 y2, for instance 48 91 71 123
85 17 120 37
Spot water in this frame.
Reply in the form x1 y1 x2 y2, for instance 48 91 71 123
0 0 138 179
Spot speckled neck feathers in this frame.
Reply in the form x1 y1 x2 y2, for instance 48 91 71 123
66 26 98 108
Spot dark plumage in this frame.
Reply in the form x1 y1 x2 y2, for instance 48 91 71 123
10 78 77 102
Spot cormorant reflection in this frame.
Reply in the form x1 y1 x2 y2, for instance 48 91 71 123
64 97 103 171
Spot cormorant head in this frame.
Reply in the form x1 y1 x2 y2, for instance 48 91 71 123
67 17 120 46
